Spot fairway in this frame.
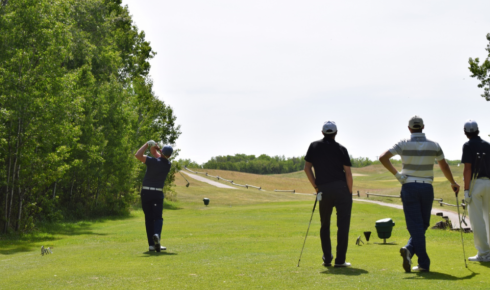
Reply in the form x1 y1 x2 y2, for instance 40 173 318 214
1 180 489 289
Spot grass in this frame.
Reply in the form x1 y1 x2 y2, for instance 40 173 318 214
1 200 486 289
1 165 483 289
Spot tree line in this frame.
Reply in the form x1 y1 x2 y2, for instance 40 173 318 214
0 0 180 233
200 154 306 174
182 155 461 174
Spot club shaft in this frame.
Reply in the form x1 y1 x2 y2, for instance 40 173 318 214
456 195 467 268
297 198 318 267
178 171 190 184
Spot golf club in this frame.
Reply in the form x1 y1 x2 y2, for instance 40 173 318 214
178 171 190 187
462 153 482 229
297 192 320 267
456 192 467 268
468 153 481 201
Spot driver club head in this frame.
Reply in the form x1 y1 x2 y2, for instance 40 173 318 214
186 183 190 187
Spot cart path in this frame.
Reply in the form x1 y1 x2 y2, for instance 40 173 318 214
353 199 470 230
294 193 470 230
180 172 470 230
181 171 237 189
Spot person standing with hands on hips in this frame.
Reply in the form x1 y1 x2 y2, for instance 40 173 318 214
379 116 459 272
135 140 173 252
461 120 490 262
304 121 353 268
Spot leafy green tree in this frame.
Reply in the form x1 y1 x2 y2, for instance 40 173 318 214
0 0 180 232
469 33 490 101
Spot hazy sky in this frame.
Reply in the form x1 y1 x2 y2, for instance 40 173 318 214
122 0 490 164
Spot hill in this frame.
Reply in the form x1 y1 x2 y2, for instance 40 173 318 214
174 164 465 209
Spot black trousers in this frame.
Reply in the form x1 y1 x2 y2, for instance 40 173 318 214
141 189 164 246
318 180 353 265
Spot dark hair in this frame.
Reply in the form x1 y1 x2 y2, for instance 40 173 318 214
323 132 337 139
465 130 479 139
410 127 423 133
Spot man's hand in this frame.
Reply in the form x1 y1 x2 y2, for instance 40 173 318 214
395 172 407 185
147 140 157 147
451 183 460 196
464 190 471 203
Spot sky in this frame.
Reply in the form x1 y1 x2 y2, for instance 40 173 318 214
122 0 490 164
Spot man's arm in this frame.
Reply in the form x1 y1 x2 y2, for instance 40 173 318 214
379 150 397 175
463 163 472 190
304 161 318 192
344 165 353 194
134 142 149 163
438 159 460 195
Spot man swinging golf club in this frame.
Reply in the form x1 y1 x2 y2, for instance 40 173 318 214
304 121 353 267
461 120 490 262
135 140 173 252
379 116 460 272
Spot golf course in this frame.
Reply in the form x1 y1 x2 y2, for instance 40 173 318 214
1 164 489 289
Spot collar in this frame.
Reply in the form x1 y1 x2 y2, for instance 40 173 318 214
410 133 426 141
469 136 482 142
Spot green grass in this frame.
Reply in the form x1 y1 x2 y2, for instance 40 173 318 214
1 199 488 289
1 166 481 289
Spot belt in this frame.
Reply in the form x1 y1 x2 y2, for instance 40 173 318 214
142 186 163 191
478 177 490 180
405 177 433 184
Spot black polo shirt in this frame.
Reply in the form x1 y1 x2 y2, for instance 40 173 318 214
143 156 172 188
461 136 490 179
305 137 352 186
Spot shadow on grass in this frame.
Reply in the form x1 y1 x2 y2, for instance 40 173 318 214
473 262 490 269
404 271 478 281
321 267 369 276
0 215 132 255
141 251 178 257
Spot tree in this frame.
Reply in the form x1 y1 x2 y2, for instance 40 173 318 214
469 33 490 101
0 0 181 232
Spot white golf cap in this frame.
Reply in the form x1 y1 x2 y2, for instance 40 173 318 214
464 119 479 133
408 115 424 129
322 121 337 134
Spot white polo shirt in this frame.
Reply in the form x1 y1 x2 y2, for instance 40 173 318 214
389 133 445 180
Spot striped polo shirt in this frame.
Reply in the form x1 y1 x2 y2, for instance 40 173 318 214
389 133 445 180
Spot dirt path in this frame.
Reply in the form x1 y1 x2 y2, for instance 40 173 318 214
293 193 470 230
181 171 237 189
353 199 470 230
181 171 470 230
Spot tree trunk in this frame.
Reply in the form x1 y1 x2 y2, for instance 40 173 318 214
3 135 12 234
5 118 21 233
70 179 75 200
52 181 57 200
95 177 100 207
15 166 22 232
